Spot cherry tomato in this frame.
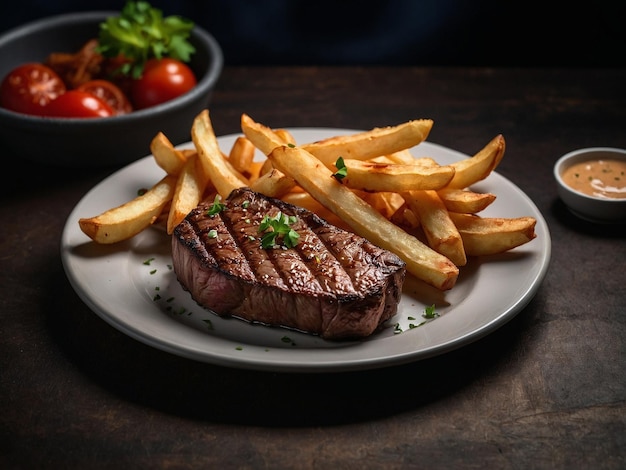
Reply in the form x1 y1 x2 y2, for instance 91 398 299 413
0 63 66 116
45 90 115 118
77 79 133 115
131 58 197 110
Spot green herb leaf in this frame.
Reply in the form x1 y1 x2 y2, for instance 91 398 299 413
206 194 225 216
97 0 196 78
333 157 347 181
258 211 300 249
422 304 440 319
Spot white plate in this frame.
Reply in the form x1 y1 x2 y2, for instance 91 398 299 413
61 128 551 373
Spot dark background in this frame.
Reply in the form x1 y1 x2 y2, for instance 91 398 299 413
1 0 624 67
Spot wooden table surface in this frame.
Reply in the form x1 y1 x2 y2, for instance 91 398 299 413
2 66 625 469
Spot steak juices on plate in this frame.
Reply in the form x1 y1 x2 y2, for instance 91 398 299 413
171 188 407 340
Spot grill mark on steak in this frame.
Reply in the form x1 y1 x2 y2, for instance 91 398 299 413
172 187 406 340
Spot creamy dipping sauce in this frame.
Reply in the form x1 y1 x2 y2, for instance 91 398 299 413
562 159 626 199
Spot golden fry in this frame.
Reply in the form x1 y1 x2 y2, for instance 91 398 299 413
281 191 349 230
390 203 421 229
245 161 264 182
403 190 467 267
274 128 296 145
192 110 248 199
356 190 405 220
448 212 537 256
385 149 415 164
150 132 188 176
339 158 455 192
240 113 289 155
300 119 434 168
228 136 256 175
79 175 177 244
437 187 497 214
445 134 506 189
166 155 209 234
250 168 296 198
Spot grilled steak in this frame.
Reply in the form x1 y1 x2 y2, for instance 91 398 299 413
171 187 406 340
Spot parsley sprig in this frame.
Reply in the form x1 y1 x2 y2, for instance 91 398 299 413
258 212 300 249
206 195 225 215
422 304 439 319
333 157 348 181
97 0 196 78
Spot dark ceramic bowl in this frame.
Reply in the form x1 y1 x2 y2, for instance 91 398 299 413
0 11 223 168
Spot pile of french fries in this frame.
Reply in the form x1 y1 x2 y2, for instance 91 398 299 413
79 109 537 291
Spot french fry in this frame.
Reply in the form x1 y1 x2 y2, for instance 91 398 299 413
259 159 274 176
437 187 497 214
181 149 197 159
385 148 415 164
281 192 349 230
268 144 459 290
300 119 434 167
79 175 177 244
241 114 300 197
228 136 256 175
192 110 248 198
246 161 264 182
445 134 506 189
339 158 455 192
448 212 537 256
356 191 405 220
241 113 289 155
152 199 172 231
274 128 296 145
166 155 209 234
402 190 467 267
150 132 188 176
250 167 297 198
390 203 421 229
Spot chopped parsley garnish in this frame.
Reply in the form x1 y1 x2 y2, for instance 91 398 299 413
206 194 225 215
394 305 441 334
258 212 300 249
333 156 347 181
422 304 440 319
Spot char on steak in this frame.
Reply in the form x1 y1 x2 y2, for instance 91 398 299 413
171 187 406 340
